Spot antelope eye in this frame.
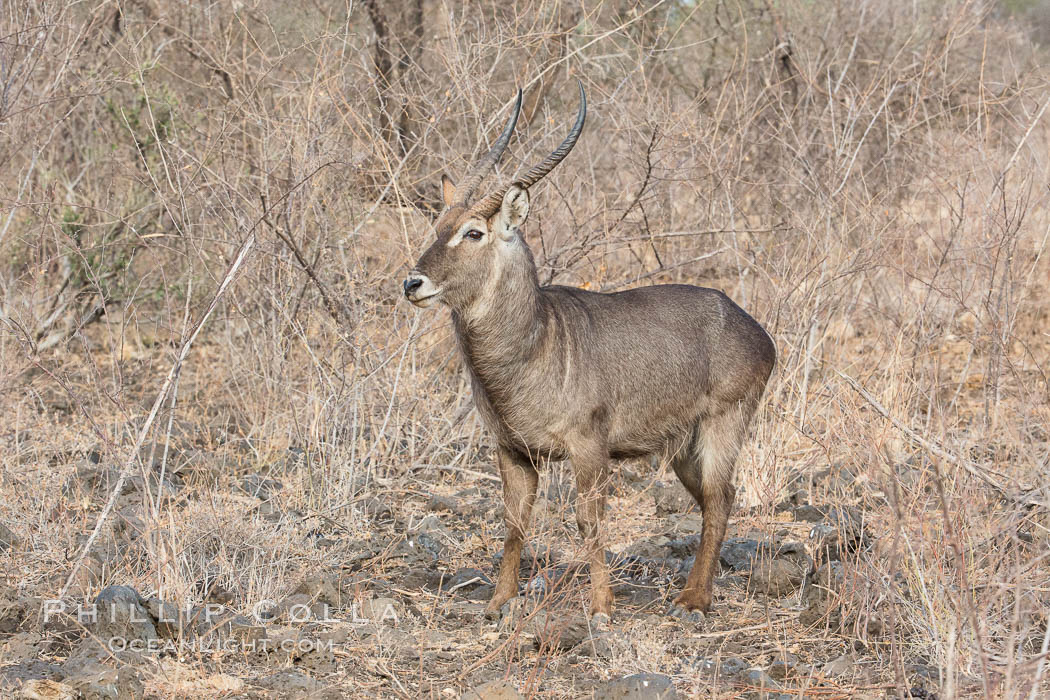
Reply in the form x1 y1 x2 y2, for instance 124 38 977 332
465 229 484 241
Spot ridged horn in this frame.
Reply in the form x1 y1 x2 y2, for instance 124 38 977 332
452 89 523 206
470 80 586 218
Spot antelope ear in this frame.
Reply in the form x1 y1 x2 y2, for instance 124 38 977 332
441 174 456 208
497 185 530 235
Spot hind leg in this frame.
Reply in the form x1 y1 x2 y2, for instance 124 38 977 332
671 404 753 613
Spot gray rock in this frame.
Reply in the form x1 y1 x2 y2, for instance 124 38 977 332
145 597 192 640
738 668 781 692
59 657 143 700
667 512 704 534
667 535 701 559
410 514 455 539
461 680 523 700
653 481 696 516
129 472 179 500
624 535 672 560
0 523 21 551
906 662 943 683
747 560 805 597
63 455 181 505
821 654 854 678
238 474 283 500
695 656 748 679
162 447 217 480
284 447 308 471
134 440 189 470
192 607 265 642
441 568 492 594
341 537 382 570
253 501 285 522
575 631 616 659
421 629 451 650
62 464 135 502
0 660 66 695
359 597 401 625
290 573 343 607
397 532 446 561
494 543 555 571
113 506 145 542
446 600 487 623
767 652 800 680
0 592 32 635
275 593 328 623
792 505 828 522
594 673 678 699
806 506 870 562
91 587 157 643
373 627 418 660
800 561 846 626
525 610 592 651
611 553 682 584
426 494 461 514
794 463 862 496
895 458 936 494
526 574 548 597
402 566 440 590
776 488 808 512
813 560 846 591
746 542 812 597
256 669 319 697
358 497 392 521
720 538 761 571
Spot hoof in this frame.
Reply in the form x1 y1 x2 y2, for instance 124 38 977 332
668 603 706 625
485 595 524 623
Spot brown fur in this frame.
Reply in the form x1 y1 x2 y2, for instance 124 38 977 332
404 101 775 618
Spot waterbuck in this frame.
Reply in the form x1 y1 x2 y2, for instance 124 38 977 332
403 83 775 620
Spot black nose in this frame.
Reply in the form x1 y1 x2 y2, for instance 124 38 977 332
403 277 423 297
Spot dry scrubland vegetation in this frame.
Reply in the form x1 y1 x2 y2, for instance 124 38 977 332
1 0 1050 697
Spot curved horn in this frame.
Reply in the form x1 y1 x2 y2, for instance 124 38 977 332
471 80 586 218
452 89 523 206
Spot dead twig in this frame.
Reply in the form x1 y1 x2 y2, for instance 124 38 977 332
601 247 729 292
838 371 1045 509
260 185 350 326
59 230 256 598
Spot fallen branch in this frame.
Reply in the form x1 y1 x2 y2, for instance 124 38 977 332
409 462 501 483
60 231 257 598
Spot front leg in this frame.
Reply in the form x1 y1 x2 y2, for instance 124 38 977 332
486 446 539 614
571 439 613 618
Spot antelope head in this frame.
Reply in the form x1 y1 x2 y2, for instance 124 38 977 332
403 82 586 312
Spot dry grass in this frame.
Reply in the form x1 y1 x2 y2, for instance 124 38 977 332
1 0 1049 697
